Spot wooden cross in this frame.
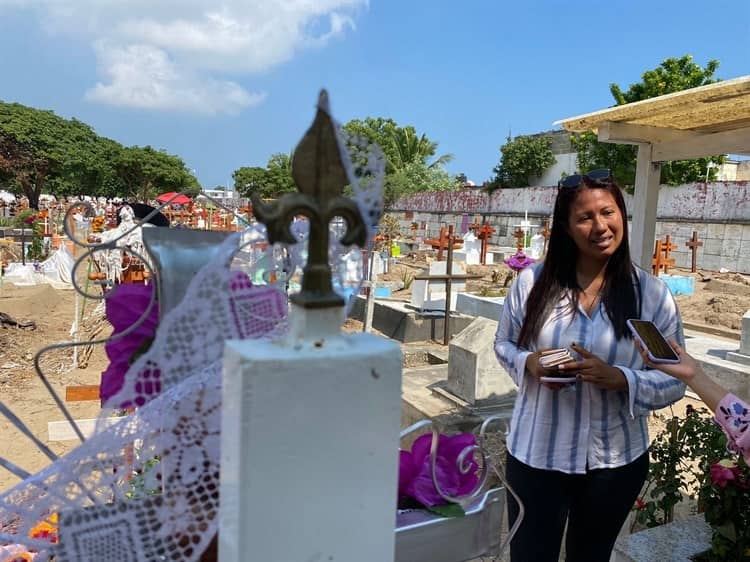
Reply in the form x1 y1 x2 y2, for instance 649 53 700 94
472 222 496 265
661 235 678 274
512 227 525 253
413 225 482 345
652 236 676 275
685 230 703 273
437 226 447 261
424 226 463 261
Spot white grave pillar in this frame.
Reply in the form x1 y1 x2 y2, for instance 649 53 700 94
220 306 402 562
219 89 402 562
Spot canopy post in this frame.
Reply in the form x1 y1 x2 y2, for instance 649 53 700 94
630 143 661 269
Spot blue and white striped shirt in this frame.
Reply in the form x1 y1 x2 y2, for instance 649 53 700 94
494 264 686 474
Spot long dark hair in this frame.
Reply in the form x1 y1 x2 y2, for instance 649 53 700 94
517 179 639 348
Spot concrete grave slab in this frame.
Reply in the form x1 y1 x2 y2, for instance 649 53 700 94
446 317 517 406
455 293 504 321
349 295 475 343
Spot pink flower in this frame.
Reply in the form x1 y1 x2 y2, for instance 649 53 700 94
22 215 36 225
101 284 158 405
398 433 479 507
710 459 739 488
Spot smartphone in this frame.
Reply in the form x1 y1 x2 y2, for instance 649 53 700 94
626 319 680 364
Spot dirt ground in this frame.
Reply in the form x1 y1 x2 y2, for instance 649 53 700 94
0 284 107 493
378 251 750 333
0 260 748 495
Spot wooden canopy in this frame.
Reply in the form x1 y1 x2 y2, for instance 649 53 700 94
554 75 750 268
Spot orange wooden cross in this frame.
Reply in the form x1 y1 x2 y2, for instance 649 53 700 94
477 222 495 265
512 227 525 253
661 235 678 274
685 231 703 273
652 240 664 275
652 236 677 275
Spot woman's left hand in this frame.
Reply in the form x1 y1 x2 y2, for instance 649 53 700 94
557 343 628 391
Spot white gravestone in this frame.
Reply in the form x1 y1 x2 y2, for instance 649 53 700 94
727 309 750 366
220 306 402 562
446 317 517 405
410 261 466 312
529 233 545 259
454 232 481 265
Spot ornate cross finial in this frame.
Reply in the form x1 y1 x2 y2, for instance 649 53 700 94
251 90 367 309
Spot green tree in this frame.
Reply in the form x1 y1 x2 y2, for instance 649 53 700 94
387 127 453 171
0 132 53 209
342 117 452 174
572 55 725 186
234 152 295 199
116 146 198 202
489 134 556 189
0 101 200 206
342 117 454 206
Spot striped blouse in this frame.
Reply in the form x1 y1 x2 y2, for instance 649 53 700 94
494 263 686 474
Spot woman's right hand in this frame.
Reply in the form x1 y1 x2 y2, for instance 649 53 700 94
526 350 574 390
636 339 701 383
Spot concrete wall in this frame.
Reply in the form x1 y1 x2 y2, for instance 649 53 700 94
389 181 750 273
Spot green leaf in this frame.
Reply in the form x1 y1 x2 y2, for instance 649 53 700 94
426 503 466 518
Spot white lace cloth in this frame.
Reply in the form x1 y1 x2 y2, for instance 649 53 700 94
0 106 385 561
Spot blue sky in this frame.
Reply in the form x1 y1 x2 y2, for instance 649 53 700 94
0 0 748 188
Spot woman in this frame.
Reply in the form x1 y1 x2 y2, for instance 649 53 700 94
494 170 686 562
637 339 749 463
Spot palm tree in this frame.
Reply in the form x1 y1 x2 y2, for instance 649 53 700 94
386 127 453 172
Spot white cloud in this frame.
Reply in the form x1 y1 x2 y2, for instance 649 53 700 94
3 0 366 113
84 43 266 115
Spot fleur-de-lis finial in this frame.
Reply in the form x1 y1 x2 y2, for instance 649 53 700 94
251 90 367 308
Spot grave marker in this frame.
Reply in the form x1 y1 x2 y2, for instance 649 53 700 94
446 317 517 406
469 221 496 265
413 226 482 344
652 235 677 275
512 227 525 253
685 230 703 273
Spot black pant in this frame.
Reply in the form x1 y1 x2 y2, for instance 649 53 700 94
506 451 649 562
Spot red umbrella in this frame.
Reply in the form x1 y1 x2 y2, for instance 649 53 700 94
156 192 192 205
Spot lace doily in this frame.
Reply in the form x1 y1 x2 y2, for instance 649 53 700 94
0 110 385 561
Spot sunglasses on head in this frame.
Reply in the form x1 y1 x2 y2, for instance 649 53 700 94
558 169 612 189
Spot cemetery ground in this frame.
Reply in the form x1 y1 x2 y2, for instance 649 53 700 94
0 266 748 526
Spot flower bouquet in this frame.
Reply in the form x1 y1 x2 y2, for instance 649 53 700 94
693 456 750 561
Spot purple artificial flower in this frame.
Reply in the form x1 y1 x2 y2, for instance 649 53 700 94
23 215 36 225
398 433 480 507
101 284 159 404
504 251 536 273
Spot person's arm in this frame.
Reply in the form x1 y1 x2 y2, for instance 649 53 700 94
615 279 686 416
715 394 750 464
636 338 727 412
638 340 749 463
